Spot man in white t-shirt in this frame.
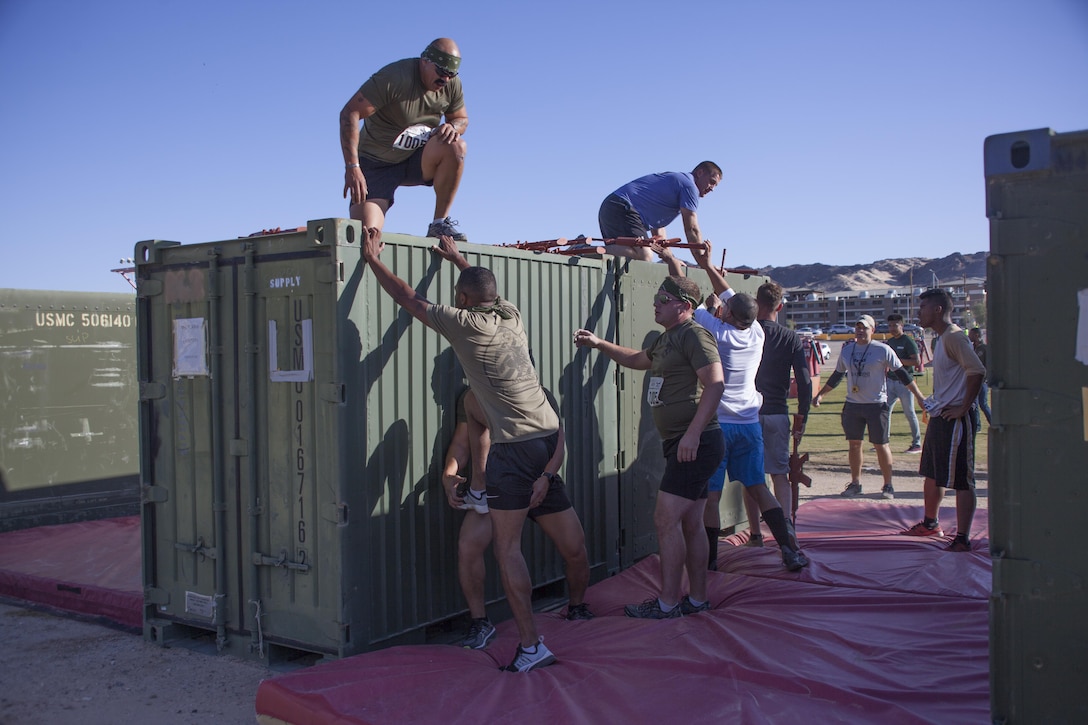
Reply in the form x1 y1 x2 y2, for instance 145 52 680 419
657 242 808 572
812 315 925 498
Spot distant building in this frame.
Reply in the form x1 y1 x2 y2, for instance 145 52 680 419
783 277 987 330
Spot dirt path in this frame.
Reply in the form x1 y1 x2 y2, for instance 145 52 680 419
0 604 269 725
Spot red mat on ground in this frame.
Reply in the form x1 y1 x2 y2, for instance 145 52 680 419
0 516 141 629
255 500 991 724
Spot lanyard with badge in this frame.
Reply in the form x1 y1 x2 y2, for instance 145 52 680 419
850 344 871 394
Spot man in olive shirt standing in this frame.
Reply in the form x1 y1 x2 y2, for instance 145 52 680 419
574 276 725 618
885 314 923 454
340 38 469 240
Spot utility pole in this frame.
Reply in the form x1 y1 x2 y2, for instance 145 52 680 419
908 265 914 321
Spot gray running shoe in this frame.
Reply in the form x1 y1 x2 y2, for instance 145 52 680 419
624 597 681 619
881 484 895 499
426 217 467 241
502 638 556 672
840 481 862 497
679 596 710 615
564 603 594 621
460 618 496 650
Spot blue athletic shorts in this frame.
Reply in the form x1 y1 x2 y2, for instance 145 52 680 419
708 422 765 491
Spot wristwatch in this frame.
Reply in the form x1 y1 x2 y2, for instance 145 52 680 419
541 472 559 484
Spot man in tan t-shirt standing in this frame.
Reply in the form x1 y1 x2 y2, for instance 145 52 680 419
363 228 569 673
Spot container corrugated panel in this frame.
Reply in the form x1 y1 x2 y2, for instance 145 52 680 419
0 289 138 531
610 261 771 565
137 221 619 658
985 127 1088 723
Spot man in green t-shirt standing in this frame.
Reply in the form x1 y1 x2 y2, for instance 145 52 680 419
574 276 725 619
340 38 469 241
885 313 923 454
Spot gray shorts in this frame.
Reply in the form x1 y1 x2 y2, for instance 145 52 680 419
760 413 790 475
598 193 646 239
841 401 891 444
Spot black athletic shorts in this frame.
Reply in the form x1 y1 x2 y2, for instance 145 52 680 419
659 428 725 501
486 432 565 511
359 148 430 206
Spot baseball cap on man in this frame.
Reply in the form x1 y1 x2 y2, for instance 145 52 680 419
855 314 875 330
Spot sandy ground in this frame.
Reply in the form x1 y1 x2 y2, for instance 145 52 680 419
0 458 987 725
0 604 271 725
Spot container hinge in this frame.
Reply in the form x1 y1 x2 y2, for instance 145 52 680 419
320 383 346 404
252 549 312 572
322 502 348 525
992 388 1080 428
229 439 249 457
316 262 343 284
175 537 217 561
137 279 163 298
142 484 169 504
992 555 1084 599
145 587 170 605
140 381 167 400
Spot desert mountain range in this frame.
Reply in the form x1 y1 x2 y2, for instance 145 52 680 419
757 251 988 293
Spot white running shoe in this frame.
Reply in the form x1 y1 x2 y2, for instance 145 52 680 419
459 488 489 514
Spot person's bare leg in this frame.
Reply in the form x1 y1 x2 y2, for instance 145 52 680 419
421 135 466 220
350 198 389 232
874 443 894 487
654 491 691 606
534 509 590 606
458 512 492 618
847 439 863 483
489 508 537 647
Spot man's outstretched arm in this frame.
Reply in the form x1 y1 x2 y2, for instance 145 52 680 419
362 227 435 326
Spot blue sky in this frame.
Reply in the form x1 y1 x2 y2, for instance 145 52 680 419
1 0 1085 293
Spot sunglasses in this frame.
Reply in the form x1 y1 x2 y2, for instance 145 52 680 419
431 61 458 79
654 293 682 305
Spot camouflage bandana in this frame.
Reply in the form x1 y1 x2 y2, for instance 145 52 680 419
660 277 701 309
465 298 513 320
421 44 461 74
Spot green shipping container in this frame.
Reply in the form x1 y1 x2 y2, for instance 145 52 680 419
0 289 138 531
985 128 1088 723
136 219 764 659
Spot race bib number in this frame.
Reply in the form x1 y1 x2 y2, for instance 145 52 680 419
647 376 664 407
392 124 434 151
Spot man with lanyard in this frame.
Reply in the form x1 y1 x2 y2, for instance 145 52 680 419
902 290 986 551
598 162 722 262
573 274 725 618
884 313 923 454
340 38 469 241
440 388 593 652
812 315 926 499
363 228 560 673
